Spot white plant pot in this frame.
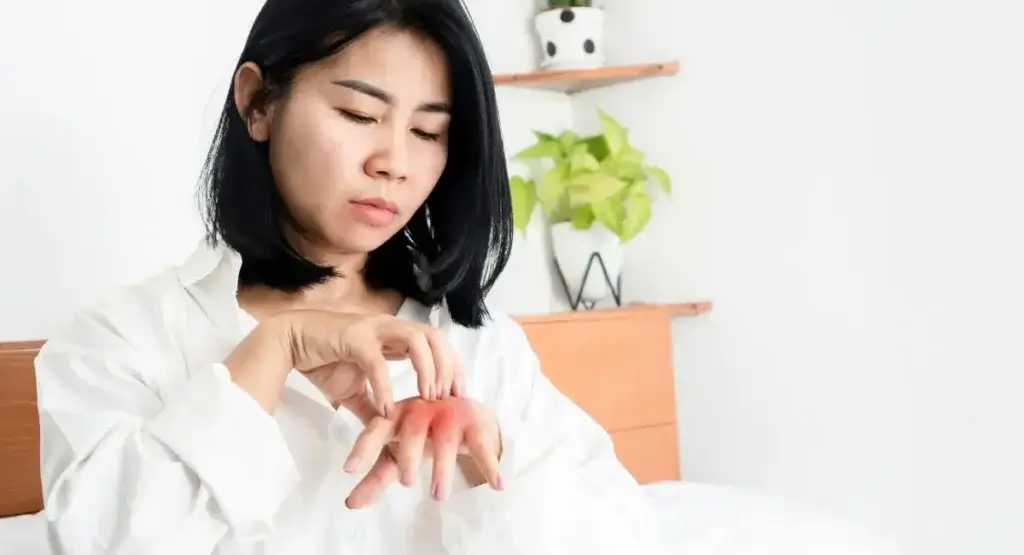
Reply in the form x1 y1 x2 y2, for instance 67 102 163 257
551 222 623 305
535 7 605 71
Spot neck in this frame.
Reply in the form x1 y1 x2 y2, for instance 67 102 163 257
239 231 403 318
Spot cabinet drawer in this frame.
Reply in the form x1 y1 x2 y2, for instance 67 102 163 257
520 313 676 432
610 423 680 483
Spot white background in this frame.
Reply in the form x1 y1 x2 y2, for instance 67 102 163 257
2 1 1023 553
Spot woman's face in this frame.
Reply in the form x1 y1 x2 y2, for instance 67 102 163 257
243 27 451 255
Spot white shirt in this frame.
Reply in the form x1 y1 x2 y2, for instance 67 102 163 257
34 243 666 555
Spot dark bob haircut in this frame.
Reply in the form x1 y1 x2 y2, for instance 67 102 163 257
199 0 512 329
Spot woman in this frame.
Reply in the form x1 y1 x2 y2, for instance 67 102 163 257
34 1 665 553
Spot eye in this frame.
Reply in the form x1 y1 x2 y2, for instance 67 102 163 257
412 129 442 142
338 109 376 124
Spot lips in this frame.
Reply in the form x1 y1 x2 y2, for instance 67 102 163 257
351 197 398 214
349 197 398 227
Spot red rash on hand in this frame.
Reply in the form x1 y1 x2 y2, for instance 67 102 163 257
403 400 474 442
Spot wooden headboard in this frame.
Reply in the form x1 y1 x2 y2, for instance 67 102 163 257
0 340 45 517
0 302 709 518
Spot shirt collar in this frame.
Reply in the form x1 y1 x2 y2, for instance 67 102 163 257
175 240 450 344
176 241 245 338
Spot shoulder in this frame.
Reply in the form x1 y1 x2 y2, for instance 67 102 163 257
444 304 540 384
42 242 233 357
448 304 532 354
442 304 545 404
40 264 191 363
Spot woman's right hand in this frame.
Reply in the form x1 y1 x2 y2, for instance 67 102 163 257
224 309 461 416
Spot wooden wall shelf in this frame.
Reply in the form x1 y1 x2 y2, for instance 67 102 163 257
516 300 712 325
493 61 680 94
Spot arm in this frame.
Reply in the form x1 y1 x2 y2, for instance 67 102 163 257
36 305 300 554
438 316 668 555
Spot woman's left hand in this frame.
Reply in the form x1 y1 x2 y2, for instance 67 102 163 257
342 396 504 509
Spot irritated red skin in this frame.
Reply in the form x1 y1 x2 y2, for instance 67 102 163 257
402 398 474 444
344 397 501 509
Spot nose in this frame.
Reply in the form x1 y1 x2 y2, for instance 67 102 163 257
364 126 409 183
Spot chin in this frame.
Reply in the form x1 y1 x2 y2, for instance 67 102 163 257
323 227 396 255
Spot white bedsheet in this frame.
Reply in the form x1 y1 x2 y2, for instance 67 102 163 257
0 510 49 555
646 481 904 554
0 481 903 555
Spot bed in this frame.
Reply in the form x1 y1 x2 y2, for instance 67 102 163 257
0 306 903 554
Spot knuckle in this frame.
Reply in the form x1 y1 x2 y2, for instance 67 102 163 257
423 326 443 344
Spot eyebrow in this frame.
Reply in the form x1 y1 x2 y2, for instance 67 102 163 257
331 79 450 113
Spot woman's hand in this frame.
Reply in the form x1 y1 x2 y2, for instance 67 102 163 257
224 309 462 416
342 397 504 509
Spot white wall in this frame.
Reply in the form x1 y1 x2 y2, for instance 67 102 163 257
0 0 562 339
571 1 1024 554
463 0 569 316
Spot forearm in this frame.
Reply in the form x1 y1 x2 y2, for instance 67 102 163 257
39 363 301 552
45 422 228 553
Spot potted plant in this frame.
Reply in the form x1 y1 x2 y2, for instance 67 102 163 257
536 0 604 71
509 109 671 307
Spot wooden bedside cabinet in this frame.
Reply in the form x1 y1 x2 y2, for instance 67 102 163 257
515 302 710 484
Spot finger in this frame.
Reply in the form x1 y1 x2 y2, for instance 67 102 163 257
383 322 436 401
430 424 461 502
394 406 431 486
422 326 455 399
346 450 400 510
349 340 393 418
340 388 379 425
344 417 395 474
450 357 465 398
464 425 502 490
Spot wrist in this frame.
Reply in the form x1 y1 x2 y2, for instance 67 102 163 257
224 316 294 412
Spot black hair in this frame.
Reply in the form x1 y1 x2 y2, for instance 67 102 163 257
199 0 512 328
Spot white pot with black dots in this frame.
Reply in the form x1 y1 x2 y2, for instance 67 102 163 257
535 7 604 71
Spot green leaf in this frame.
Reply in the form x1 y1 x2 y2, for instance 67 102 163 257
645 165 671 193
568 172 627 203
533 130 557 143
601 158 644 181
570 204 596 229
558 130 580 149
548 202 573 223
581 134 610 161
514 139 562 160
509 176 537 233
621 191 653 242
619 145 645 165
591 197 625 236
570 144 600 174
538 162 569 211
598 109 627 156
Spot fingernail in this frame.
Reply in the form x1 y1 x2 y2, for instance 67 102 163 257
344 456 360 473
432 481 440 500
495 474 504 490
382 403 393 419
437 384 445 399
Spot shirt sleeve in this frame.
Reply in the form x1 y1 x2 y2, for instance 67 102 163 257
437 316 669 555
35 305 301 554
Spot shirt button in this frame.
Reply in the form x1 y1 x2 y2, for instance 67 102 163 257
329 422 352 444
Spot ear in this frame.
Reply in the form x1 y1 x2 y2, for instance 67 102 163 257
233 62 272 142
